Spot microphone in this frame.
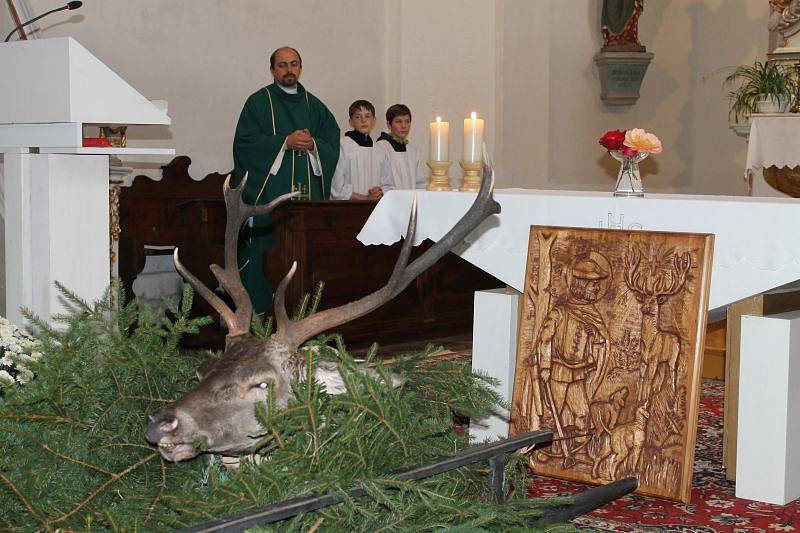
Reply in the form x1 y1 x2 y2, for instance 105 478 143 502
4 2 83 43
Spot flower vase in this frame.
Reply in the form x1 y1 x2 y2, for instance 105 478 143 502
610 150 648 197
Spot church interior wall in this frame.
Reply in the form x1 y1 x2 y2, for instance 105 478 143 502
0 0 781 316
390 0 499 188
498 0 768 195
0 1 772 191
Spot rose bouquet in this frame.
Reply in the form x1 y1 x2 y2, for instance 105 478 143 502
599 128 662 197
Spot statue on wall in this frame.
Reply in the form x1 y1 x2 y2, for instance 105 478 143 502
769 0 800 40
594 0 652 105
601 0 645 51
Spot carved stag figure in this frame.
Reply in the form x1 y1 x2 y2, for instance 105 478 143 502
623 248 691 401
145 159 500 462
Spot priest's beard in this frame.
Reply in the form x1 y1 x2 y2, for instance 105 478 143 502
276 74 297 88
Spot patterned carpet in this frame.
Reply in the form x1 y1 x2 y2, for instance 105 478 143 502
528 379 800 532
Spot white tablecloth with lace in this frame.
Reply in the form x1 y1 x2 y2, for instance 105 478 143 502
745 114 800 171
357 188 800 314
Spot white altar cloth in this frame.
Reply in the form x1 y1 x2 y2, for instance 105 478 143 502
746 114 800 171
358 188 800 314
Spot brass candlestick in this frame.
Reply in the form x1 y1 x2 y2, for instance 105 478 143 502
426 160 452 191
459 160 483 192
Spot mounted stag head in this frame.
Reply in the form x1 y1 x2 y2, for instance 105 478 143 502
145 154 500 462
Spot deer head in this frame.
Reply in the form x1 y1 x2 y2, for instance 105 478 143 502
623 248 690 315
145 154 500 462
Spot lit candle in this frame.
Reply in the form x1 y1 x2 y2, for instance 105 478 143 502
463 111 484 163
428 116 449 162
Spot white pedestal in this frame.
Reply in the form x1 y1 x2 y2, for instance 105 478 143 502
469 287 520 442
4 152 109 325
736 310 800 505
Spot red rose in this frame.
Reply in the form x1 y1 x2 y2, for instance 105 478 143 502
599 129 626 151
621 146 638 157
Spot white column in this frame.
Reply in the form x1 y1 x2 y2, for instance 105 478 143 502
736 310 800 505
3 149 32 326
469 287 520 441
4 153 110 325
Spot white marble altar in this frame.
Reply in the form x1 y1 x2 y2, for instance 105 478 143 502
358 188 800 439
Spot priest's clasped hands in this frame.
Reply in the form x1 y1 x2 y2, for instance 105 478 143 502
286 128 314 151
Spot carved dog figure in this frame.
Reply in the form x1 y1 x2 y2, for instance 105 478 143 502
591 404 650 480
588 387 629 451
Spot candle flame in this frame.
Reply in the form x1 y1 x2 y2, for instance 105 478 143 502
436 116 442 123
470 111 477 120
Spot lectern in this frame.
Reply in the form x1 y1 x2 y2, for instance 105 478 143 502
0 37 174 325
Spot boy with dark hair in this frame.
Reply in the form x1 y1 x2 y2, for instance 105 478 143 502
330 99 391 200
375 104 426 191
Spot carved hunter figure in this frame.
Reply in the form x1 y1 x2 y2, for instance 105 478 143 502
145 155 500 462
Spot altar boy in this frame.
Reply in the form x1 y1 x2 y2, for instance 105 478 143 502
330 100 391 200
375 104 427 191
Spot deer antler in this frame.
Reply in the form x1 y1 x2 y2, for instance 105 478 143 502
623 246 691 298
272 151 502 351
174 173 297 337
653 252 691 297
623 247 643 293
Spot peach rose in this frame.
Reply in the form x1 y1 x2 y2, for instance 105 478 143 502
623 128 662 154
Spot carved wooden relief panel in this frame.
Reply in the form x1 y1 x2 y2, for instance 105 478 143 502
510 226 714 502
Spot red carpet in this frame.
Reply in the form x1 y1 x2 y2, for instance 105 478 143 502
529 379 800 532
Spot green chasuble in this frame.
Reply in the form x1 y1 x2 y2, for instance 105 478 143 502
233 82 340 315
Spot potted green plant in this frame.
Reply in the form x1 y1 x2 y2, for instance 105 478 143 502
724 60 798 122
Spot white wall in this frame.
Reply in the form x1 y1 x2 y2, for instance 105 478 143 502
0 0 770 187
497 0 768 194
388 0 499 186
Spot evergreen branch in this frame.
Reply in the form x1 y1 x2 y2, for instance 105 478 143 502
103 510 121 532
307 516 325 533
96 442 161 452
218 486 249 503
0 471 54 532
40 443 113 476
144 457 169 527
0 413 90 428
54 280 93 314
271 427 286 449
54 453 159 525
90 396 123 432
238 478 260 505
334 399 409 456
172 506 218 520
373 516 409 532
119 394 174 403
303 353 321 464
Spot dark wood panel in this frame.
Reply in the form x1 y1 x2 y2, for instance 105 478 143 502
120 157 503 349
264 201 503 347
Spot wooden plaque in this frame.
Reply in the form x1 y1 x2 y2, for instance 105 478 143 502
510 226 714 502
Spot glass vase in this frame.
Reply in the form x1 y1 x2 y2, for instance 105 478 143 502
609 150 649 197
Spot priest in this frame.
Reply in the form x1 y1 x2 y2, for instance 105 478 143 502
233 46 340 314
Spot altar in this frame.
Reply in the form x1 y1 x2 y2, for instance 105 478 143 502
358 188 800 446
